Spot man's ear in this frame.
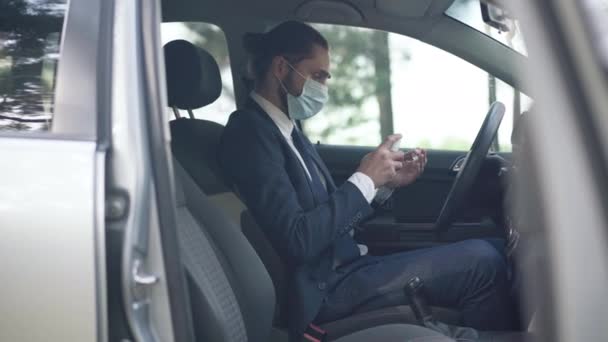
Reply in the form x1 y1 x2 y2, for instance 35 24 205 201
271 55 288 79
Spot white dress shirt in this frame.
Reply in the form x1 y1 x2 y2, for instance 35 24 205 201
251 92 371 255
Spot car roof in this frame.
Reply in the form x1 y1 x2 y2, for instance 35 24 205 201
161 0 527 91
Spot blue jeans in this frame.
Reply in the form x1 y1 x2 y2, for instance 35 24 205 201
315 239 515 330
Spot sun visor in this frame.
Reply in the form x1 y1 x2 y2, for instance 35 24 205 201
295 1 364 24
375 0 455 18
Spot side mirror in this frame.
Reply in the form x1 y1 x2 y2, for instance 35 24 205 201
481 2 512 32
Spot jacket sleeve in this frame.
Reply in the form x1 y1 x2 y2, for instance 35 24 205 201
219 112 373 264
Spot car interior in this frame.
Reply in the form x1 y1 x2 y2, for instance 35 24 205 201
160 0 536 340
4 0 608 341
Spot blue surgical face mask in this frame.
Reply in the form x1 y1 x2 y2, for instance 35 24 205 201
278 61 329 120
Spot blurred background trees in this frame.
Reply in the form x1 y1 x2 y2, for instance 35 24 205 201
0 0 64 131
307 25 408 144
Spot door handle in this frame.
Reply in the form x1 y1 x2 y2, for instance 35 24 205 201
132 259 158 286
451 156 467 172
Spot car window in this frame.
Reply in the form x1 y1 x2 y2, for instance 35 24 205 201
302 24 532 152
0 0 67 132
161 22 236 125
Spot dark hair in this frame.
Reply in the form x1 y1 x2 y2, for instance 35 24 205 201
243 21 328 80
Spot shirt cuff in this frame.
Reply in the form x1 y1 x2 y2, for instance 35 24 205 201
348 172 377 204
357 244 369 256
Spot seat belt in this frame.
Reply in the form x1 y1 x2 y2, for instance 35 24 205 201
175 206 248 342
303 323 327 342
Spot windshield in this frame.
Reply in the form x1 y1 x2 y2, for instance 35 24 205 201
446 0 527 55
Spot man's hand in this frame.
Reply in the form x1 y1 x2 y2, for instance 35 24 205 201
357 134 405 188
387 148 427 188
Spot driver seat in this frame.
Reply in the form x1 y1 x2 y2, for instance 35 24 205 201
164 39 462 339
173 157 456 341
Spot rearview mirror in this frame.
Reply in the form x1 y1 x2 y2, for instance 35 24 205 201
481 2 512 32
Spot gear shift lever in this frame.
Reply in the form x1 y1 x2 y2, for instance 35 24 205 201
405 276 479 340
405 276 434 325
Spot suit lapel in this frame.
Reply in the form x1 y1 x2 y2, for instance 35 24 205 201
245 98 320 199
301 134 337 192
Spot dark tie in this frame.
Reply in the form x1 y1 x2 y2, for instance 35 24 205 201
291 128 328 203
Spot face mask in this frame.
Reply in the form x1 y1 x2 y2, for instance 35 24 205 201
278 61 329 120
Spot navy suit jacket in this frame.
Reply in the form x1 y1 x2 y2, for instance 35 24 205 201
218 99 374 340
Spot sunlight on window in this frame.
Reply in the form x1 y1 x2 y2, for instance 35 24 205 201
303 23 531 152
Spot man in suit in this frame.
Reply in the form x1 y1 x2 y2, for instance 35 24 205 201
219 21 514 340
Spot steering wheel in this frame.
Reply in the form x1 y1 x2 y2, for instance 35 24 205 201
435 102 506 233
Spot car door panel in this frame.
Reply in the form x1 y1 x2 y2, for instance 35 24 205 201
0 138 103 341
316 144 507 253
358 218 503 254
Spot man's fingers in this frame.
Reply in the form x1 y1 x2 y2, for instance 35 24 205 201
389 150 405 161
416 148 428 164
416 154 425 168
405 153 421 165
379 134 403 150
410 148 427 167
402 159 423 174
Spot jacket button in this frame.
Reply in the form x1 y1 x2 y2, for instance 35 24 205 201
318 282 326 291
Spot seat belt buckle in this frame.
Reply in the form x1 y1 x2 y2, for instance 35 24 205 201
303 323 327 342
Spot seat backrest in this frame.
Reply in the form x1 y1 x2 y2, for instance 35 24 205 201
164 38 249 223
164 39 289 327
174 160 276 342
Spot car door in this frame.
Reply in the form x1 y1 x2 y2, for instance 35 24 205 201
509 0 608 340
302 22 531 254
0 1 195 341
109 0 196 341
0 0 109 340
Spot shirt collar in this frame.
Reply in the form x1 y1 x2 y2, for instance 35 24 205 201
250 91 295 138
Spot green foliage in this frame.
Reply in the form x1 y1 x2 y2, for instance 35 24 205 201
183 23 230 68
174 22 512 152
180 22 408 143
305 25 410 143
317 25 376 111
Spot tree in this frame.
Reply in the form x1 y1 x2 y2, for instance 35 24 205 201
0 0 65 130
371 30 394 139
307 25 409 144
180 23 408 144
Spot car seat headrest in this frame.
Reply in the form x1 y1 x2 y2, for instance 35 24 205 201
164 39 222 110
